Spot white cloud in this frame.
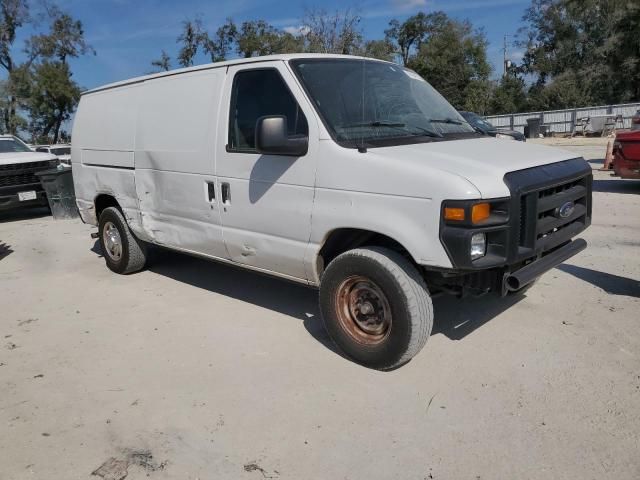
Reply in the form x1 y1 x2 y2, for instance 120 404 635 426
392 0 428 10
283 25 310 36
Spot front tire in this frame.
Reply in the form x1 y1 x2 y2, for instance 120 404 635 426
319 247 433 370
98 206 147 274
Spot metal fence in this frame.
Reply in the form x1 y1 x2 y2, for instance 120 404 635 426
485 102 640 135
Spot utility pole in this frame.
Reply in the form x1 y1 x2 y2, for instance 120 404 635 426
503 34 509 76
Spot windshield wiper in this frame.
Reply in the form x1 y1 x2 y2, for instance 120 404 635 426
428 118 464 125
341 121 406 128
340 121 442 138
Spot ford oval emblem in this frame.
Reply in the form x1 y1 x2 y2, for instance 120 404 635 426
557 201 575 219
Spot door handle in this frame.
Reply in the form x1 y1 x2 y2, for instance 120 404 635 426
221 182 231 204
207 181 215 202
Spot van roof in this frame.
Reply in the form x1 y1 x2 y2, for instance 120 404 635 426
83 53 391 95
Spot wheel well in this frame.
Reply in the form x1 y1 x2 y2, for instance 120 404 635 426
318 228 414 274
94 194 120 219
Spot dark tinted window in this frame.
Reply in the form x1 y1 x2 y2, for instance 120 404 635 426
0 138 32 153
228 69 308 151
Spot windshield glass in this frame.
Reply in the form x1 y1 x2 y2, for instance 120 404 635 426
51 147 71 156
460 111 495 131
290 59 476 148
0 137 32 153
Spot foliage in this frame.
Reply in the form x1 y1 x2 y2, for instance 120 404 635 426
519 0 640 108
27 61 80 141
300 8 362 54
0 0 91 141
360 39 395 62
389 12 492 111
235 20 301 57
384 12 430 65
489 74 528 114
151 50 171 72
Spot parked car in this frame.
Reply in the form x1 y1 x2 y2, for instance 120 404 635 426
72 54 592 369
459 111 526 141
34 144 71 164
613 130 640 179
0 135 59 212
631 109 640 131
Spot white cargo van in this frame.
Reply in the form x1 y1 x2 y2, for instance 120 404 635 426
72 54 592 369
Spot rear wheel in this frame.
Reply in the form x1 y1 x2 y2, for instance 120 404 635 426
98 206 147 274
319 247 433 370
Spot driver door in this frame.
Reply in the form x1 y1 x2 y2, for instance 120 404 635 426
215 62 319 282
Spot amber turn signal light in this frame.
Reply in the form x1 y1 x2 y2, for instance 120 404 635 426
471 203 491 224
444 207 465 221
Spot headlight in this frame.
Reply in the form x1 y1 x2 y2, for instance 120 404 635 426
495 133 515 140
470 233 486 260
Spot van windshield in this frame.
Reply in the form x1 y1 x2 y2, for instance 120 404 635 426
290 58 477 148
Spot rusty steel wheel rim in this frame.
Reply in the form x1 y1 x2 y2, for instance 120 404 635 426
334 275 392 345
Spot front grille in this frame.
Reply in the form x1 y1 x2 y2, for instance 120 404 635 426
0 160 53 189
519 176 590 251
0 172 40 187
0 160 52 172
505 158 592 261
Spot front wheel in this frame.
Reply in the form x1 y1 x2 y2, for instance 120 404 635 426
98 206 147 274
319 247 433 370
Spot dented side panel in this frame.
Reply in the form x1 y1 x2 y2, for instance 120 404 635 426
133 69 228 258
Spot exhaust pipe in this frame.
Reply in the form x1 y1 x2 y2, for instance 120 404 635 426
505 239 587 292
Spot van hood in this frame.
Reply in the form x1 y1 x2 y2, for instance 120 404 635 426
0 151 57 166
374 137 579 198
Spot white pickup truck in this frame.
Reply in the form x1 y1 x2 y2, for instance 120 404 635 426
0 135 59 212
71 54 592 369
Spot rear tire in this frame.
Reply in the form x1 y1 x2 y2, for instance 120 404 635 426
319 247 433 370
98 206 147 274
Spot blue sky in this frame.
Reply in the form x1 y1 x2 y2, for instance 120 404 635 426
18 0 531 90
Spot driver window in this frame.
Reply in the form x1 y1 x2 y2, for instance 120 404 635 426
228 69 308 152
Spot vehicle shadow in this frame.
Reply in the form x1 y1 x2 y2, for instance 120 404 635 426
90 242 339 352
431 293 524 340
592 178 640 194
0 206 50 223
0 242 13 261
90 243 526 356
557 264 640 297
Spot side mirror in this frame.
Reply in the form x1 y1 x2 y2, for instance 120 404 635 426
255 115 308 157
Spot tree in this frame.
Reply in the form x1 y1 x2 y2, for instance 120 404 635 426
519 0 640 107
301 8 362 54
200 19 237 62
384 12 429 65
0 0 30 134
489 75 528 114
26 10 93 63
0 1 90 137
177 18 202 67
406 13 492 110
235 20 302 57
360 39 395 62
150 50 171 72
27 60 80 143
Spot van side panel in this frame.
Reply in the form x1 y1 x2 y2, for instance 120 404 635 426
73 86 138 153
71 85 143 234
133 69 228 259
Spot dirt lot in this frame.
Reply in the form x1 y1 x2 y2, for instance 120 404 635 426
1 140 639 480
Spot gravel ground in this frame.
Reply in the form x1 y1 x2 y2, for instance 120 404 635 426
1 141 639 480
